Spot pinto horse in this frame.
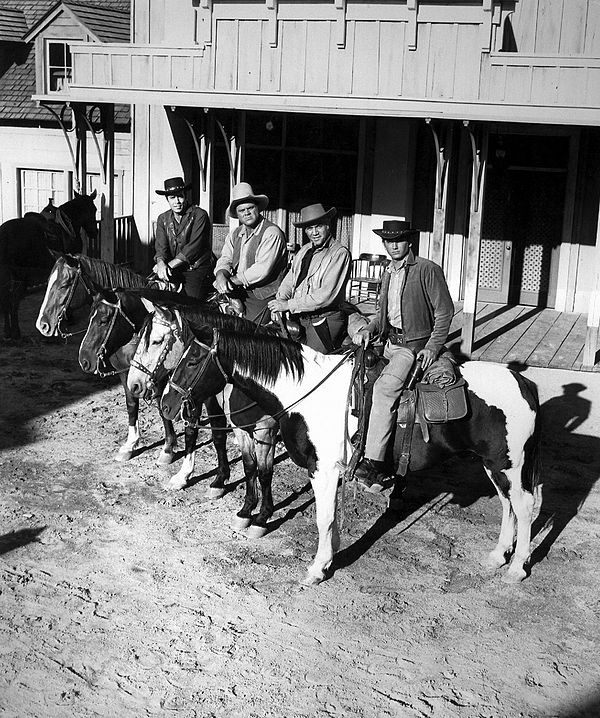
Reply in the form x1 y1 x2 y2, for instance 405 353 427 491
34 255 229 481
150 317 541 586
125 297 279 532
0 191 97 340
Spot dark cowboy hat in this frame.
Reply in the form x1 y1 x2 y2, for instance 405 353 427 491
155 176 191 196
227 182 269 218
373 220 419 240
293 203 337 228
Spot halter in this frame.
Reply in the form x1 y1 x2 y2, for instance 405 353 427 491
167 328 230 422
92 297 137 377
129 313 187 393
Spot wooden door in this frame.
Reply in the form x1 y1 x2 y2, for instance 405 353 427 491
479 168 565 307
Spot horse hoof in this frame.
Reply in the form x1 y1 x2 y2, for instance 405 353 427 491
207 486 226 500
232 516 252 531
247 524 268 539
114 450 133 462
502 567 527 584
166 477 187 491
156 451 175 466
301 572 324 587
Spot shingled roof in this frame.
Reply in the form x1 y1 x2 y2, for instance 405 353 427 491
0 7 27 41
0 1 130 126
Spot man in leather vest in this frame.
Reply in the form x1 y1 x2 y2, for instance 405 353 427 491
214 182 287 323
352 220 454 492
154 177 214 300
268 203 351 353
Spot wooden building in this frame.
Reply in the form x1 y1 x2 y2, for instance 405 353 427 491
31 0 600 367
0 0 133 260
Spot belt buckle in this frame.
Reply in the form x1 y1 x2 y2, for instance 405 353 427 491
389 330 403 346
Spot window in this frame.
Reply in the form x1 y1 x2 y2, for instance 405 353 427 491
46 41 72 91
19 169 66 215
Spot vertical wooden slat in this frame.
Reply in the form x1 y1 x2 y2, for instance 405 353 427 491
402 22 430 98
237 20 262 93
584 0 600 54
213 19 237 90
328 19 353 95
259 19 282 93
510 0 539 53
428 23 458 99
559 0 587 54
280 20 307 94
378 21 405 97
100 105 115 264
352 21 379 96
535 0 563 53
304 21 331 95
453 25 482 100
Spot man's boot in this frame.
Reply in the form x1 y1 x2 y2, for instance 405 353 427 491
354 458 386 493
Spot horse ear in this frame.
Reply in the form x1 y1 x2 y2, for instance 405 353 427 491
74 190 81 198
90 189 97 200
64 253 79 267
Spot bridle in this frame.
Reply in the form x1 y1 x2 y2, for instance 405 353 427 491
55 264 95 338
166 328 229 421
129 313 188 394
91 296 137 377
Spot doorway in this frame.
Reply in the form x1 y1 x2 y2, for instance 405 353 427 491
479 134 568 307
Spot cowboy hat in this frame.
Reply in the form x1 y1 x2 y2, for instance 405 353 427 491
373 220 419 240
227 182 269 218
155 177 191 196
293 203 337 228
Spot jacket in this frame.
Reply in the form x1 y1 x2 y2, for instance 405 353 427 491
367 251 454 355
154 205 212 270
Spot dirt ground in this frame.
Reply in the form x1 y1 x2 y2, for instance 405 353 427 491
1 289 599 718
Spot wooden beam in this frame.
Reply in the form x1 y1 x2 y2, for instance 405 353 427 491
583 197 600 369
100 105 115 264
426 118 453 266
266 0 278 48
461 121 488 357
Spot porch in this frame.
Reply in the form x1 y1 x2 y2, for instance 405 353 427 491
356 300 600 372
449 303 600 372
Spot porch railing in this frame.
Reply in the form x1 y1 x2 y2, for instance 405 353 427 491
90 215 137 265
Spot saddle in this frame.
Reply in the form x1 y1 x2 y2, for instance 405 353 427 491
351 352 469 478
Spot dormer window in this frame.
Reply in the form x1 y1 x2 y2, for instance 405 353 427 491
46 40 72 92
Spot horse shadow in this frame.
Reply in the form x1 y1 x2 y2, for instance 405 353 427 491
333 379 600 576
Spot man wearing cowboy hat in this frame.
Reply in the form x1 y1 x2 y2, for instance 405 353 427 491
154 176 214 300
352 219 454 492
214 182 287 323
268 203 351 353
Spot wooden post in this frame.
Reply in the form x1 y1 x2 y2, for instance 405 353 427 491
426 119 453 266
583 204 600 369
100 104 115 263
461 122 488 357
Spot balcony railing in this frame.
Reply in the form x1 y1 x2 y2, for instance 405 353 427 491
90 215 137 265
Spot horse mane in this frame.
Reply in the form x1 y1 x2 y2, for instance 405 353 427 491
77 255 148 290
214 326 305 383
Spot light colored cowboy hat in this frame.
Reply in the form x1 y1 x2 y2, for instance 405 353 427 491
373 219 419 240
155 176 191 196
293 203 337 228
227 182 269 218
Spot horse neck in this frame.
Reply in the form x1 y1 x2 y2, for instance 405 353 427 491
227 345 354 419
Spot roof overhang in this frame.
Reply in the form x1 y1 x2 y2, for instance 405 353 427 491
37 88 600 127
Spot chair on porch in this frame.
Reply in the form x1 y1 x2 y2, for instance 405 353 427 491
348 253 389 305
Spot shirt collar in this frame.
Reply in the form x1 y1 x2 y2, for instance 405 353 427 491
240 217 264 238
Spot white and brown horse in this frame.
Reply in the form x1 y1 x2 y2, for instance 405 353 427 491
131 312 541 586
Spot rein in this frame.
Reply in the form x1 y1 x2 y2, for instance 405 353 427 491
56 265 95 338
169 330 357 431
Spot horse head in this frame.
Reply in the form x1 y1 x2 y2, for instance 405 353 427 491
36 253 91 336
161 324 226 422
62 190 98 251
127 304 189 400
79 287 140 376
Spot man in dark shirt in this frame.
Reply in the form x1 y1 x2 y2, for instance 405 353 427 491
154 176 213 300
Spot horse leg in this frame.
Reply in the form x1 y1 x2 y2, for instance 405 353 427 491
231 427 259 530
114 374 141 461
156 414 178 465
504 465 536 583
304 465 340 586
205 395 230 499
166 425 198 491
388 474 408 513
247 425 278 539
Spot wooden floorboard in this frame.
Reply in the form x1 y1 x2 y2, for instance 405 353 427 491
503 309 561 367
472 305 529 355
475 307 540 362
550 314 589 370
528 311 580 368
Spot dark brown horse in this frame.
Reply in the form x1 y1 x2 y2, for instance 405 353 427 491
0 191 97 340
